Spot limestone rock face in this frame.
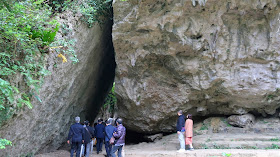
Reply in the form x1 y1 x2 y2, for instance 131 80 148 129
0 11 115 156
112 0 280 133
144 133 163 142
228 114 255 128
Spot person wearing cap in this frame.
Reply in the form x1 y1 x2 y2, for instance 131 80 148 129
95 119 105 154
111 118 126 157
105 119 115 157
67 116 85 157
83 120 95 157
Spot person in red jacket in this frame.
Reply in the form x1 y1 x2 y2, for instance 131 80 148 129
185 114 194 151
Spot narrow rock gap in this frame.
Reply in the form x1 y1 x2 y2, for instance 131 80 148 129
84 6 116 125
57 4 116 152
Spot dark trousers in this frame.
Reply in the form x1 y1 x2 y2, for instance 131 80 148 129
105 141 112 157
96 138 103 153
111 145 123 157
70 142 82 157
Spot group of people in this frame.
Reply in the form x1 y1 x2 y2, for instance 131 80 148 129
176 110 194 153
67 116 126 157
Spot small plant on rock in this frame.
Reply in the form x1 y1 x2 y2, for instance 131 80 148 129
200 124 208 130
265 144 280 149
0 138 12 149
200 143 209 149
222 152 232 157
270 138 280 141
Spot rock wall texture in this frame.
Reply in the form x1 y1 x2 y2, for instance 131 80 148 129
0 11 115 156
112 0 280 133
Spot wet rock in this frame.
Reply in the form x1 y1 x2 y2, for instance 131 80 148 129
228 114 255 128
112 0 280 133
144 133 163 142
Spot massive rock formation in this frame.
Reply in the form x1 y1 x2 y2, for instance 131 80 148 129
0 11 115 156
112 0 280 133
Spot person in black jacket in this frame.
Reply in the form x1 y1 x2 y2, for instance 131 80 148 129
83 120 95 157
95 119 105 154
67 116 85 157
105 119 115 157
176 110 186 153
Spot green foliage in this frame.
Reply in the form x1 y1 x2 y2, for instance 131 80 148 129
31 24 59 46
0 138 12 149
222 118 232 127
0 0 53 125
200 143 209 149
222 152 232 157
103 82 117 113
79 0 112 27
48 0 68 13
0 0 79 129
50 38 79 64
200 124 208 130
265 88 280 101
265 144 280 149
43 0 113 27
270 138 280 141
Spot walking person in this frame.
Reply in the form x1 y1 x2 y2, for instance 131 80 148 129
111 118 126 157
67 117 85 157
105 119 115 157
95 119 105 154
83 120 95 157
176 110 186 153
185 114 194 151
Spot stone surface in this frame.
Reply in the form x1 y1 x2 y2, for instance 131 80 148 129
144 133 163 142
228 114 255 128
112 0 280 133
0 10 115 156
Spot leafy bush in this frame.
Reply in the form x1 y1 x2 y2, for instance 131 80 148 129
0 0 79 127
79 0 112 27
46 0 113 27
103 82 117 113
0 0 111 149
0 0 54 124
265 144 280 149
0 138 12 149
31 25 60 46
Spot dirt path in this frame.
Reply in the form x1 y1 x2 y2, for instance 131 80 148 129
36 133 280 157
35 149 280 157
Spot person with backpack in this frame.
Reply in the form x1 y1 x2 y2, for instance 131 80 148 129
105 119 115 157
83 120 95 157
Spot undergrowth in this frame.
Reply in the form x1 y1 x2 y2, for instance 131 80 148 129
100 82 117 117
